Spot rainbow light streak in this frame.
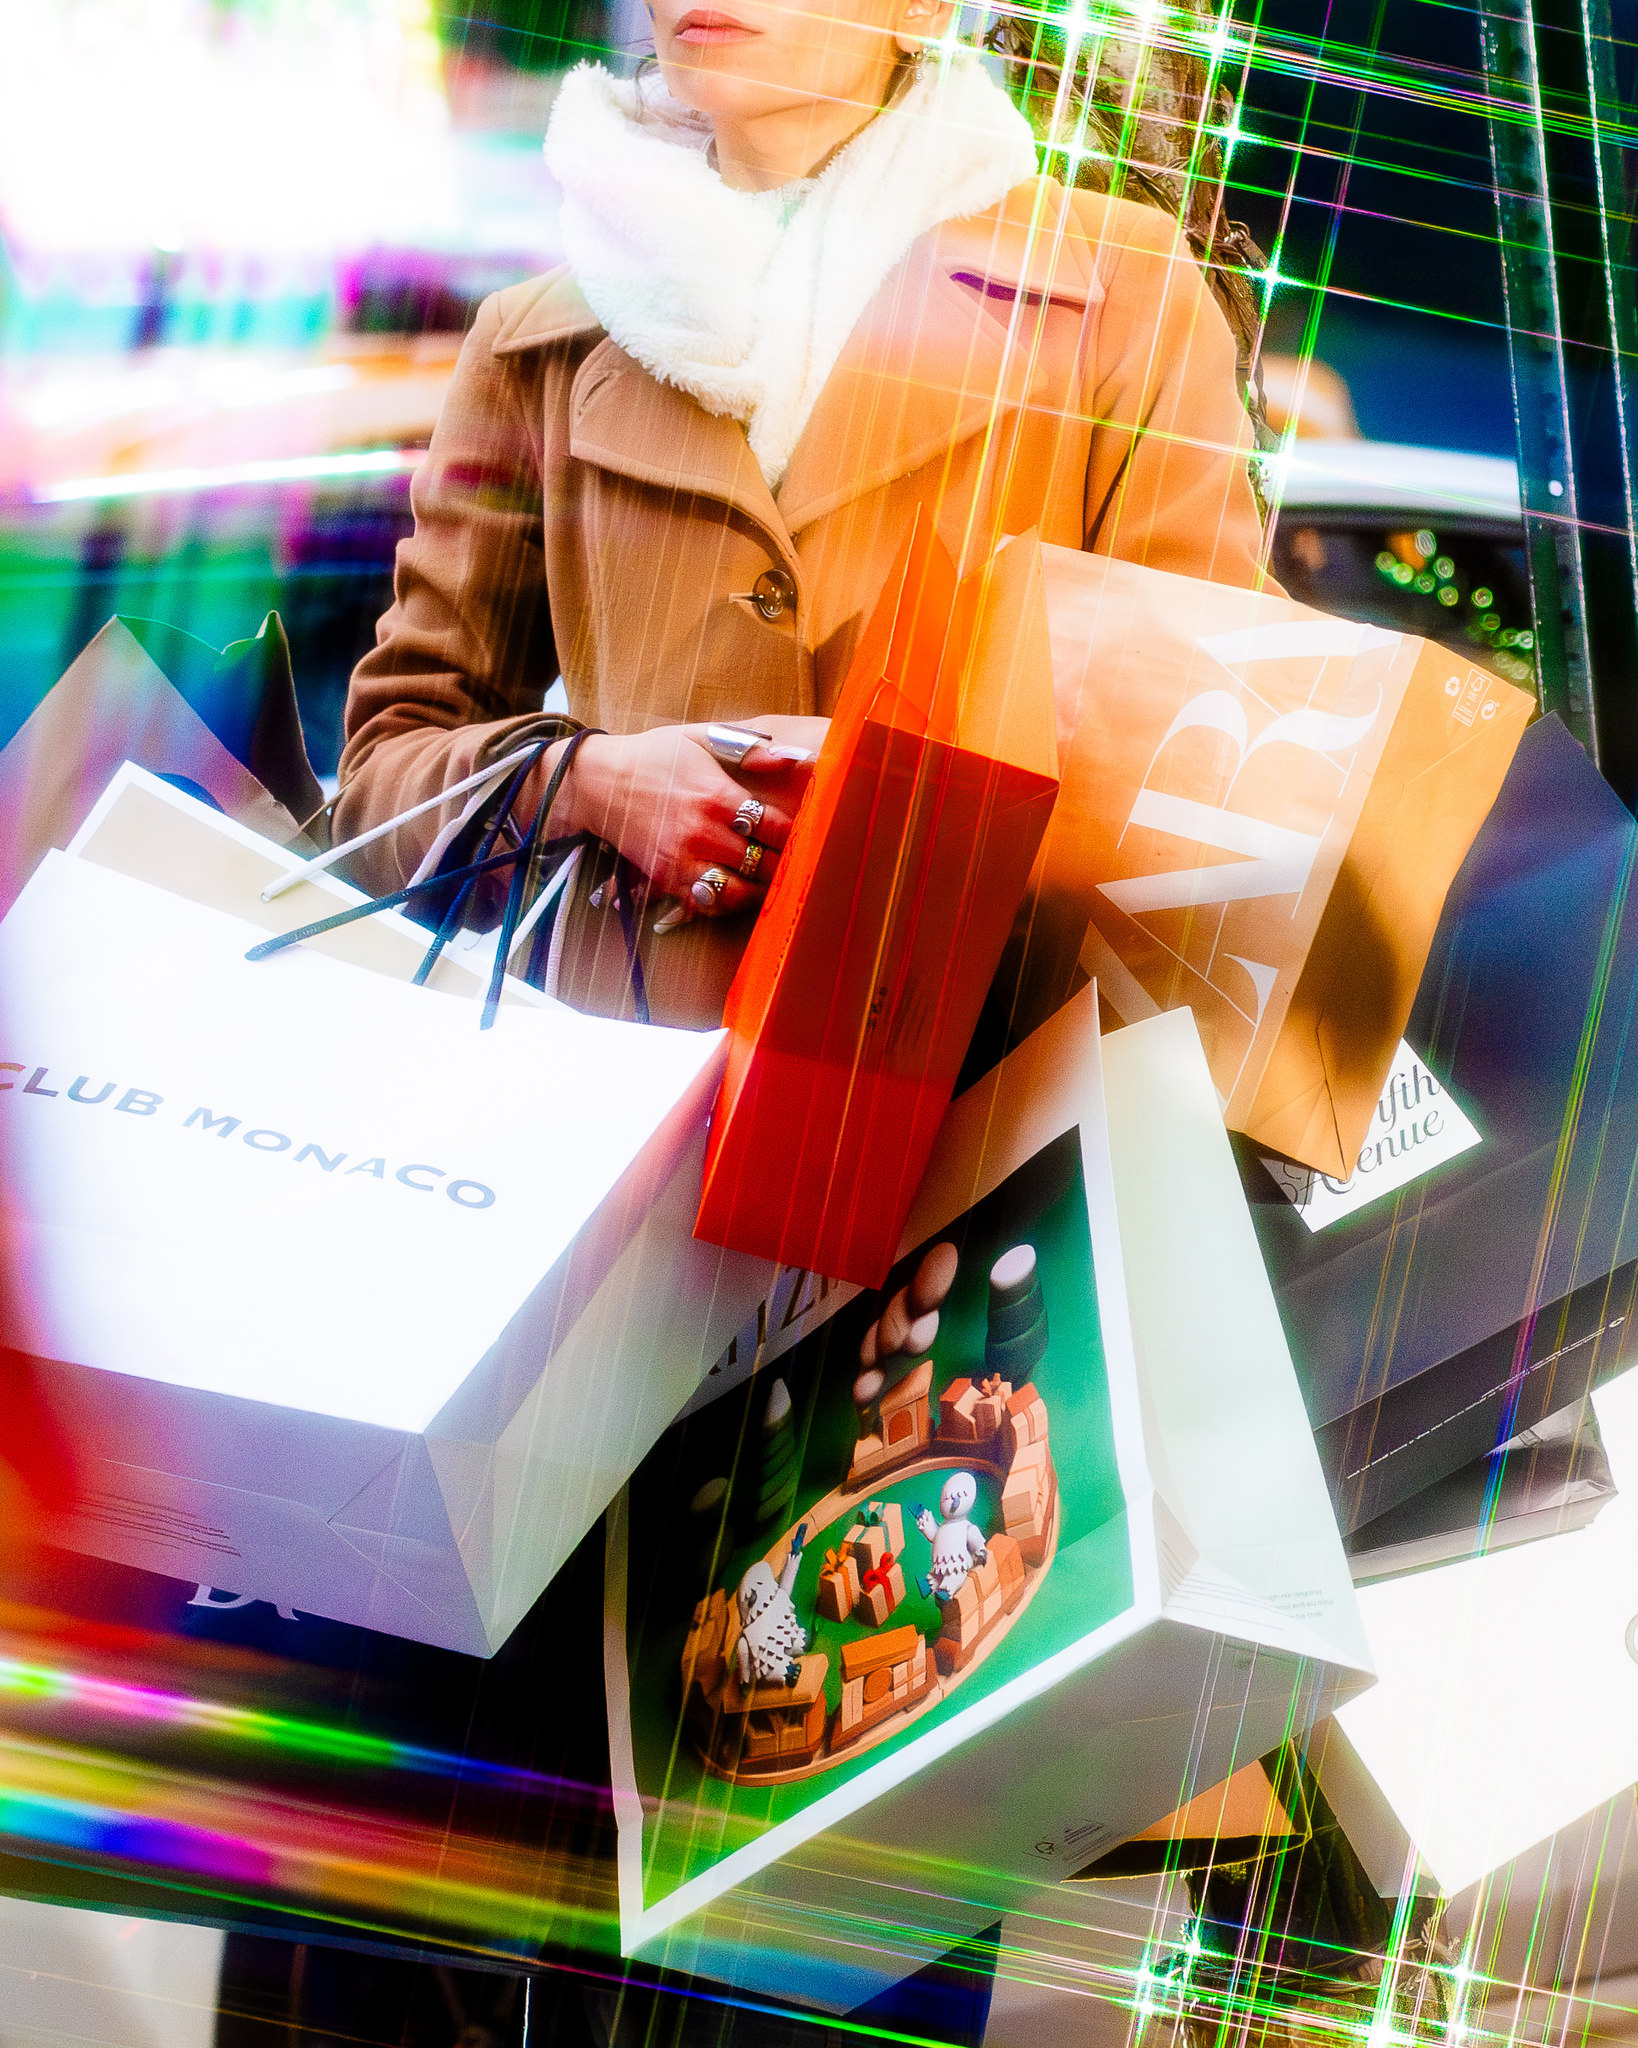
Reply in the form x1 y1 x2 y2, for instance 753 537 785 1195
33 449 425 505
1013 0 1636 151
0 1730 614 1951
0 1653 543 1791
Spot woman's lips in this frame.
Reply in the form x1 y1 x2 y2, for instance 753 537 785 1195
673 9 758 42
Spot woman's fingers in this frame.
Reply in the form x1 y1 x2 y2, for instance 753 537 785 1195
689 827 780 889
687 864 765 919
736 742 819 828
684 734 806 851
719 779 800 851
572 720 827 916
739 741 818 774
652 842 773 929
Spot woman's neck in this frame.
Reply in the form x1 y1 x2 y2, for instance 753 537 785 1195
709 58 910 191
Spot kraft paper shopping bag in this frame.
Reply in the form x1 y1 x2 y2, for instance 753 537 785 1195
0 849 774 1656
694 516 1059 1288
1036 547 1533 1179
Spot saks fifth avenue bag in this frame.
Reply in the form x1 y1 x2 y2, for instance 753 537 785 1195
1243 717 1638 1539
1037 546 1533 1179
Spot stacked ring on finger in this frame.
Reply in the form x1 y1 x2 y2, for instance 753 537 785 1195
706 724 772 767
696 866 731 905
731 796 765 838
738 840 764 880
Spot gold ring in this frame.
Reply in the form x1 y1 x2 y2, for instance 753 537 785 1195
739 840 764 880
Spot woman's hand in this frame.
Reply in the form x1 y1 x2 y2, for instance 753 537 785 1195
544 716 829 924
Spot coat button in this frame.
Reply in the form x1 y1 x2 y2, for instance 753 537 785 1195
749 568 797 621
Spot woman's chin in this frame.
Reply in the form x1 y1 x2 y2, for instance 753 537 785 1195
655 53 804 121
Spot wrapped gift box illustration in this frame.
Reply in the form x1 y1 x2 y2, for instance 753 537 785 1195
842 1501 904 1573
852 1551 907 1627
814 1547 861 1623
605 992 1373 2011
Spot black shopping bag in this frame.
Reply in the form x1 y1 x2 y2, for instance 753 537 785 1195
0 610 324 914
1243 714 1638 1535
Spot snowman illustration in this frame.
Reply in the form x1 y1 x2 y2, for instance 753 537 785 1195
734 1524 809 1688
913 1474 988 1603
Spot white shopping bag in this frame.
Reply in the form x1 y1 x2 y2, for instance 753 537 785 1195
0 848 775 1657
67 761 552 1006
603 990 1373 2011
1322 1364 1638 1900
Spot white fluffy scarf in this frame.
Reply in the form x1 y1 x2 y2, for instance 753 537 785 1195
545 49 1037 491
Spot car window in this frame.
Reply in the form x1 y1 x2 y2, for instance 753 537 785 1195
1270 520 1536 692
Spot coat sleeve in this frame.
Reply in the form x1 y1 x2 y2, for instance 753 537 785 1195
333 293 563 894
1081 201 1268 592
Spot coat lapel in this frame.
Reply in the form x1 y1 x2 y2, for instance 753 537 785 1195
491 265 793 559
567 343 790 548
489 177 1106 551
775 179 1104 536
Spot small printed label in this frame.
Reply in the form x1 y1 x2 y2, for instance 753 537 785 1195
1034 1818 1109 1860
1262 1039 1480 1232
1446 666 1501 728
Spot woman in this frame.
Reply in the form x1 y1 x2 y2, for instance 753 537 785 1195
336 0 1269 1038
326 18 1268 2037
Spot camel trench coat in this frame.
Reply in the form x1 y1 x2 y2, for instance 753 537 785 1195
337 174 1272 1033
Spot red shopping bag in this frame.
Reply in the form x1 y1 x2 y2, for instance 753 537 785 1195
693 515 1059 1286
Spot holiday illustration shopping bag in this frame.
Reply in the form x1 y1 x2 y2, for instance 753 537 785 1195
1038 545 1533 1179
0 612 323 915
693 516 1059 1288
608 990 1371 2012
0 845 773 1657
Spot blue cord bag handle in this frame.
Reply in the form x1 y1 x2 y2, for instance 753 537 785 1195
242 728 651 1028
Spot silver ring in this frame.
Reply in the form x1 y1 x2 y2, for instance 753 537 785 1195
732 797 765 838
706 724 773 767
697 865 731 902
738 840 764 880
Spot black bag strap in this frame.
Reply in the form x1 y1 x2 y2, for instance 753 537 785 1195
608 853 652 1029
243 728 655 1029
410 745 553 992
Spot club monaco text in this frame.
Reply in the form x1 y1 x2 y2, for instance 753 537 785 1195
0 1063 497 1208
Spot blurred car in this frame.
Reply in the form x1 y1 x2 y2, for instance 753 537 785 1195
1265 437 1534 692
0 334 462 777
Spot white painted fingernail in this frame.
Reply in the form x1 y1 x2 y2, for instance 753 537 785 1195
653 904 688 933
764 746 814 764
